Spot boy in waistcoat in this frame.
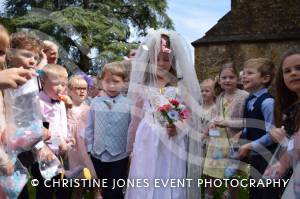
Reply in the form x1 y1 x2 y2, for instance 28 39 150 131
85 61 131 199
239 58 279 199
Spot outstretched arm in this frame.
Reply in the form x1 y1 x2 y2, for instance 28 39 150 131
127 100 144 153
0 68 36 89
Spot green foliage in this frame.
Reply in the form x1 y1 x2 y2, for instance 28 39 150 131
3 0 174 73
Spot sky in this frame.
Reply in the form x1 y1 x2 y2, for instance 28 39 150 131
167 0 230 47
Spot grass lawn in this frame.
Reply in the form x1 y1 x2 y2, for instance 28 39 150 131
27 177 94 199
202 175 249 199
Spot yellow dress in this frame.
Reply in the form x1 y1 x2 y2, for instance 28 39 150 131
203 98 231 179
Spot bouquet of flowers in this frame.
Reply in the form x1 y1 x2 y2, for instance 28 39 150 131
157 99 189 125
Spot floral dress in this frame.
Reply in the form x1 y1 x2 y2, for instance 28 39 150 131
203 89 248 179
203 97 231 178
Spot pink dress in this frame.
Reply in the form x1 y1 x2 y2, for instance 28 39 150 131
0 91 8 199
67 103 97 179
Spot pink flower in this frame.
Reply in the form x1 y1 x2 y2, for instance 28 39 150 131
180 109 190 119
158 104 172 112
169 99 179 106
161 37 172 54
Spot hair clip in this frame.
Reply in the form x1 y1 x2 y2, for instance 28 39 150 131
36 69 44 76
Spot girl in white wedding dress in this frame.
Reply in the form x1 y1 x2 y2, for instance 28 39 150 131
125 30 203 199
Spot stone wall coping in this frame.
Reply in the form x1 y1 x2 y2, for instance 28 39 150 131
192 32 300 47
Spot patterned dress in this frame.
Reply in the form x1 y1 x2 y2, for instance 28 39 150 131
203 89 248 179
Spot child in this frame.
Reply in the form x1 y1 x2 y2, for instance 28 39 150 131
88 75 99 98
8 32 42 70
0 26 37 199
205 63 248 199
0 24 13 199
37 40 59 69
239 58 278 199
43 40 59 64
32 64 72 199
264 47 300 197
85 61 131 199
97 79 106 97
200 79 217 198
67 75 101 199
200 78 217 131
125 30 202 199
5 31 43 199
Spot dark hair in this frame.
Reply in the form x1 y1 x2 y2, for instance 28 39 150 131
275 47 300 129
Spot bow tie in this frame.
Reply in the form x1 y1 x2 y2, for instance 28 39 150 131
51 99 60 104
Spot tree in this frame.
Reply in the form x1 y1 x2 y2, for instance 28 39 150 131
2 0 173 73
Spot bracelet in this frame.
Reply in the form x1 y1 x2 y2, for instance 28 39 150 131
34 141 45 150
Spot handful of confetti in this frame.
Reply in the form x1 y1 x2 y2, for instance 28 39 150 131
4 78 43 155
0 159 29 199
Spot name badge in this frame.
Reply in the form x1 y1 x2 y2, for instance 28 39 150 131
209 129 221 137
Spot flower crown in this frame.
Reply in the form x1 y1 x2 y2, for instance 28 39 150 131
160 36 171 54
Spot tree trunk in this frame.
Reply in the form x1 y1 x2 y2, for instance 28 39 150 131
79 50 92 72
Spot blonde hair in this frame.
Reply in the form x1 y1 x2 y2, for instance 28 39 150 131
41 64 68 81
0 25 9 70
201 78 215 90
201 78 216 97
0 24 10 50
99 61 128 81
43 40 58 51
244 58 275 87
68 75 87 90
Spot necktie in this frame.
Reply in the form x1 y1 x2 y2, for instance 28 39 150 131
247 94 256 111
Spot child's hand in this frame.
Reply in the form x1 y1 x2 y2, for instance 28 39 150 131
59 139 69 154
0 68 37 89
201 129 209 140
1 159 14 176
270 127 287 143
208 122 216 129
37 146 55 162
66 136 76 148
230 132 241 144
166 123 177 137
37 50 48 70
263 162 286 179
293 132 300 159
239 143 251 159
58 95 73 109
43 128 51 141
0 131 5 145
214 119 229 128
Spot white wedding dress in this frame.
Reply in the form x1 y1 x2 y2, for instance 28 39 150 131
125 86 187 199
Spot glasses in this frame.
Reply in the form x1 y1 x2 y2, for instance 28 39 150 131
74 87 87 91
